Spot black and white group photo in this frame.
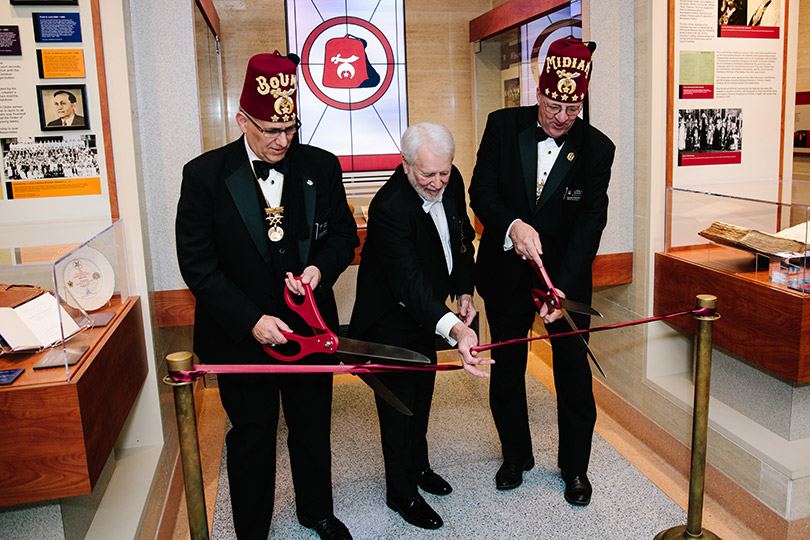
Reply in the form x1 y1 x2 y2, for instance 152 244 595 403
2 135 100 181
678 108 743 154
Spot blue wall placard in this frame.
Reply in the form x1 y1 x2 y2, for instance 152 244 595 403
32 12 82 43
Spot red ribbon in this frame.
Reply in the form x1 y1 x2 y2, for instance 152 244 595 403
169 363 462 383
168 307 715 382
470 307 714 353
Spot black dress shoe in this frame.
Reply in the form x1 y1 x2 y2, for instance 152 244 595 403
298 515 353 540
386 493 443 529
495 456 535 490
561 470 592 506
417 469 452 495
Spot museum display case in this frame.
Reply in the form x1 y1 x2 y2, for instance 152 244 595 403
0 219 147 506
655 182 810 383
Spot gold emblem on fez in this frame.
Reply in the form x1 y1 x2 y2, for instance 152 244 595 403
556 70 581 95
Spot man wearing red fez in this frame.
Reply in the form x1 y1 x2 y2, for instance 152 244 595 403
470 37 615 506
176 51 358 540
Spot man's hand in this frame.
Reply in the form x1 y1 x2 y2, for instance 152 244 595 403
457 294 476 325
509 221 543 267
285 266 322 295
538 288 566 324
251 315 292 346
450 322 493 378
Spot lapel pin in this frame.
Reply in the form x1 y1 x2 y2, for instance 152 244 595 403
306 179 314 186
567 152 575 161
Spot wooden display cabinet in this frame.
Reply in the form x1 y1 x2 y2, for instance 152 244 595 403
0 296 147 506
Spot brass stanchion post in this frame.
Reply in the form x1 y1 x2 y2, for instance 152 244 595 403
654 295 721 540
164 351 209 540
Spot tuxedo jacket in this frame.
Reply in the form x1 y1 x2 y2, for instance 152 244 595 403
349 164 475 348
47 115 85 127
469 106 615 314
176 137 358 364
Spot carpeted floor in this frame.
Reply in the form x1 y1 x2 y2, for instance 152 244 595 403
212 370 686 539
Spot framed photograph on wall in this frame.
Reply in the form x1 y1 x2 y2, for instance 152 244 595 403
36 84 89 131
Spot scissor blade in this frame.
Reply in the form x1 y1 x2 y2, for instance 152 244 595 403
561 310 606 378
558 297 603 318
337 337 431 364
355 373 413 416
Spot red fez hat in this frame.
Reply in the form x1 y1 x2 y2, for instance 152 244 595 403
240 51 299 122
538 38 592 103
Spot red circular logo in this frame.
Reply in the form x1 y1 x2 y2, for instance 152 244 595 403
300 17 395 111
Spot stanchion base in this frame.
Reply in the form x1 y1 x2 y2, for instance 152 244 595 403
654 525 722 540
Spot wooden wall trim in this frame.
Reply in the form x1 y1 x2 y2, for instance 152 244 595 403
156 251 633 327
469 0 569 43
196 0 221 37
592 251 633 288
155 288 197 328
91 0 119 220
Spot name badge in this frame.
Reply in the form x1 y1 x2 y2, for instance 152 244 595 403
563 188 583 201
315 221 328 239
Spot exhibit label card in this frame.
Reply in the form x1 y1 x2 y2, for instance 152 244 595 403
36 49 85 78
0 26 21 56
32 13 82 43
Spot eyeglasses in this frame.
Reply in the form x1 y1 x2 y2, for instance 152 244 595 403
541 99 583 118
241 109 301 139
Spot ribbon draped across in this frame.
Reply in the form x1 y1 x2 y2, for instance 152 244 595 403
166 307 715 383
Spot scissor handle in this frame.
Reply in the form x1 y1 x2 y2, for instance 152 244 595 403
531 288 560 313
263 331 339 362
284 277 329 332
262 277 339 362
529 261 561 311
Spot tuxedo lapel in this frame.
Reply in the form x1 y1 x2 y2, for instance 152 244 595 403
518 120 538 212
224 144 273 266
296 172 317 269
535 118 583 213
442 191 461 262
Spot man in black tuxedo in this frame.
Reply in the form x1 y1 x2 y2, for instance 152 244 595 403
469 38 615 506
176 52 358 540
350 122 491 530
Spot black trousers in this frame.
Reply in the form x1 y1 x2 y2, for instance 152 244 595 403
360 323 438 502
218 369 334 540
487 305 596 475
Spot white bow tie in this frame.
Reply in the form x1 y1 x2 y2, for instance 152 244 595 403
422 198 442 213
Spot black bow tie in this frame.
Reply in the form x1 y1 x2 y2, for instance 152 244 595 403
253 159 288 180
536 127 567 147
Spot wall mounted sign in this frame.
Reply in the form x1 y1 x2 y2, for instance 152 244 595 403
36 49 85 78
0 26 22 56
32 12 82 43
286 0 407 172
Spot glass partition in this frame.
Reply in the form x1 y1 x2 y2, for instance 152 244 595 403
666 182 810 294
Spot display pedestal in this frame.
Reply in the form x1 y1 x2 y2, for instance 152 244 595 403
0 296 147 506
654 249 810 384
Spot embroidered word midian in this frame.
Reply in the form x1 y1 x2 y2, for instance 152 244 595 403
544 55 591 77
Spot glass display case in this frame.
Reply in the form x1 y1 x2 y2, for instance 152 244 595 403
0 219 130 383
656 180 810 383
666 181 810 294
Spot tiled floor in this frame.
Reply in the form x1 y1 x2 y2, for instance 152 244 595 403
172 354 764 540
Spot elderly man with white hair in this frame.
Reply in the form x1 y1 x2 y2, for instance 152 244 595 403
350 122 492 530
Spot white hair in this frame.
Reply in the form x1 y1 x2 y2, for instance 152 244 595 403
401 122 455 165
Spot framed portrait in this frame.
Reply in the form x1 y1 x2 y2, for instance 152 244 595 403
36 84 89 131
